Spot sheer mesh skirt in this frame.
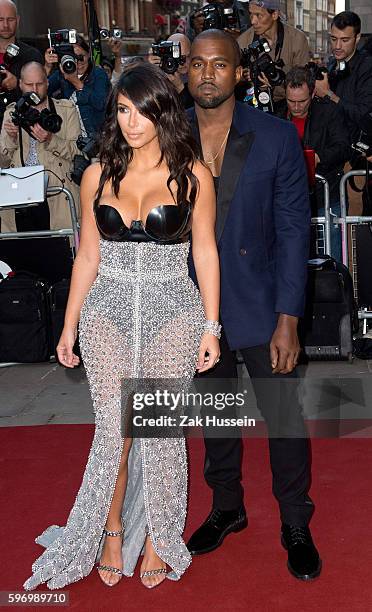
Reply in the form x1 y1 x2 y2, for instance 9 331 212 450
23 240 204 590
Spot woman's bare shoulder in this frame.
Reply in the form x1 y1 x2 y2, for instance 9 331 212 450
192 160 214 185
80 162 103 193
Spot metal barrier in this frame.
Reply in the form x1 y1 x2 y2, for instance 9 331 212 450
0 186 80 251
339 169 372 266
338 168 372 328
311 173 331 256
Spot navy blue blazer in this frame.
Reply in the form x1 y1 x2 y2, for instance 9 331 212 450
188 102 311 351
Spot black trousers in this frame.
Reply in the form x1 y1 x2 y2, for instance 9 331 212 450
199 331 314 526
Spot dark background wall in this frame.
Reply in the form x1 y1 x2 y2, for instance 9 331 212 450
15 0 85 40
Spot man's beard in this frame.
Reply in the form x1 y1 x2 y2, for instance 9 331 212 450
192 91 232 109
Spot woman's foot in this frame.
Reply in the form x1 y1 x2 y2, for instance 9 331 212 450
97 523 124 587
140 535 167 589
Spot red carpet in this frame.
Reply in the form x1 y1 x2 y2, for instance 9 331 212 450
1 426 372 611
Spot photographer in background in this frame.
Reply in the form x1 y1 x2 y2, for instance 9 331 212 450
45 35 110 138
277 66 351 261
105 38 124 86
0 62 81 233
187 0 250 41
315 12 372 146
0 0 43 129
148 33 194 108
238 0 310 112
315 11 372 216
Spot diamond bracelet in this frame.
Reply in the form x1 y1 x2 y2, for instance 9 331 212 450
203 320 222 339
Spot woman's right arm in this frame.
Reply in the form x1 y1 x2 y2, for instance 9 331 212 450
56 163 102 367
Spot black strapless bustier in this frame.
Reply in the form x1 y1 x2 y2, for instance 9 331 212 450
94 203 192 244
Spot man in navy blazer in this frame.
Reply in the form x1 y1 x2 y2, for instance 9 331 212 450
186 29 321 580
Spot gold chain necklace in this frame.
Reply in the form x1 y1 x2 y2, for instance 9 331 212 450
204 128 230 165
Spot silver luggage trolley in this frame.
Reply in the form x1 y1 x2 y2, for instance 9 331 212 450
311 173 331 256
338 168 372 334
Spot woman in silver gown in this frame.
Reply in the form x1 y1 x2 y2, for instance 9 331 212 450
23 63 220 591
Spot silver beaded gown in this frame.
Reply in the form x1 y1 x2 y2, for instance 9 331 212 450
23 232 205 590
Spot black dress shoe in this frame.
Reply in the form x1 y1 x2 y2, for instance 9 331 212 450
187 507 248 555
281 524 322 581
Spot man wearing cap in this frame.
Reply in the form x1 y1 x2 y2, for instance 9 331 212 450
237 0 310 112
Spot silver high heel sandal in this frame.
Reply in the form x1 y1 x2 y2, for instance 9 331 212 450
97 525 124 587
140 528 167 589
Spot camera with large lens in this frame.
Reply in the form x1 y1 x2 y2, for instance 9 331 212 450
48 28 78 74
241 39 285 113
11 92 62 136
305 61 327 82
71 134 99 186
151 41 184 75
195 2 240 31
242 39 285 87
352 112 372 157
0 43 20 84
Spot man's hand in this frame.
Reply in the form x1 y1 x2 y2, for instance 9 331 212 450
30 123 52 143
0 69 17 91
4 119 18 142
44 47 59 76
147 47 161 67
108 39 123 58
258 72 271 89
315 153 320 166
166 71 185 94
315 73 330 98
270 314 300 374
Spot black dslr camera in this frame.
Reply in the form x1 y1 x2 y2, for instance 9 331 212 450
151 41 185 75
71 135 99 186
48 28 78 74
241 39 285 87
305 61 328 82
241 39 285 113
0 43 20 84
352 112 372 158
11 92 62 136
193 2 240 31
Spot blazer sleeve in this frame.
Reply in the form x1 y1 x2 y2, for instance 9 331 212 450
273 122 311 317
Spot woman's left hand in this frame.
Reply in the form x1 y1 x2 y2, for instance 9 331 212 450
196 333 220 373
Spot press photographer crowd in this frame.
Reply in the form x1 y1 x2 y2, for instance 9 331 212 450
2 0 372 599
0 0 371 362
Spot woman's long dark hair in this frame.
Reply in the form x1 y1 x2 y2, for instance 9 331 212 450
94 62 200 208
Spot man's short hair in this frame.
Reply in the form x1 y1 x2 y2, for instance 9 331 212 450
285 66 315 95
20 61 46 80
331 11 361 36
192 29 241 68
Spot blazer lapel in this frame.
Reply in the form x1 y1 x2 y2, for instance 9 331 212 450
216 127 255 243
188 106 255 243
